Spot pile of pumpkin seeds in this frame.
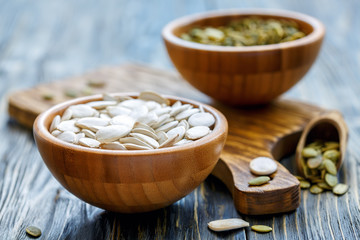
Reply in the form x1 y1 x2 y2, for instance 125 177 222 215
180 17 306 46
298 141 349 195
49 91 215 150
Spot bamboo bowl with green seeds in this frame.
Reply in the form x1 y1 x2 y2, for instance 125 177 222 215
163 9 325 105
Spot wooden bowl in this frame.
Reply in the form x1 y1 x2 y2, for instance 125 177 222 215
33 93 228 213
162 9 325 105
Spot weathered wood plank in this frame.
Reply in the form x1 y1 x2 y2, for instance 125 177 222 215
1 0 360 239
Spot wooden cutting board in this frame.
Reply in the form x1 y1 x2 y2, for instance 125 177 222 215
8 64 330 215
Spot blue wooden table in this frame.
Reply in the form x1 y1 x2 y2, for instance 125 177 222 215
1 0 360 239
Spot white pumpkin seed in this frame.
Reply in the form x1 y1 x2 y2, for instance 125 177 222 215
174 139 193 146
100 142 126 150
79 137 101 148
249 157 277 175
178 119 190 130
61 109 73 121
175 108 200 121
120 137 153 149
69 104 97 118
76 117 109 129
51 130 62 137
110 115 135 129
96 125 131 143
50 115 61 132
167 126 186 142
119 99 146 109
185 126 210 140
188 112 215 127
106 106 132 117
130 133 159 149
74 133 85 144
170 104 192 117
57 131 76 143
156 131 168 145
81 129 96 138
57 120 80 133
159 134 178 148
145 101 161 111
151 106 171 116
208 218 249 232
155 121 179 133
123 143 152 150
131 128 158 140
139 91 170 105
86 100 117 109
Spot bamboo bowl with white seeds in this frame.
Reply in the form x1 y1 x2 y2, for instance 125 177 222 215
33 92 228 213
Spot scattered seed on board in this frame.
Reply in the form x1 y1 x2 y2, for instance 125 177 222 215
248 176 270 186
332 183 349 195
249 157 277 175
208 218 249 232
251 225 272 233
25 226 42 238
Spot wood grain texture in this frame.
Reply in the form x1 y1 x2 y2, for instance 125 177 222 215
33 94 227 213
163 9 325 105
1 0 360 239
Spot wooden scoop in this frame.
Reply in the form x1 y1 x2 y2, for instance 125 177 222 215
295 111 348 176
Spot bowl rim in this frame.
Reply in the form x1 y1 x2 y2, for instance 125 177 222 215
34 92 228 156
162 8 325 52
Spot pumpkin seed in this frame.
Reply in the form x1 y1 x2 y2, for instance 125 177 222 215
100 142 126 150
188 112 215 127
307 155 322 169
185 126 210 140
96 125 131 143
57 131 76 143
61 108 73 121
249 157 277 176
131 128 158 140
123 143 152 150
167 126 186 142
208 218 249 232
310 185 323 194
251 225 272 233
86 100 117 109
323 150 340 162
51 130 62 137
69 105 96 118
50 115 61 132
26 226 42 238
159 134 178 148
248 176 270 186
78 137 100 148
139 91 170 105
317 182 333 190
120 137 153 149
65 89 78 98
295 175 305 181
130 133 159 149
88 79 105 88
322 142 339 151
302 147 319 158
42 92 54 100
323 159 337 175
332 183 349 195
325 174 338 187
300 180 311 189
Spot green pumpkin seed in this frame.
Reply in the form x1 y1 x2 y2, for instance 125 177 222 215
307 155 322 169
295 175 305 181
26 226 42 238
307 140 323 149
65 89 78 98
302 147 319 158
323 150 340 162
332 183 349 195
251 225 272 233
325 174 338 187
300 180 311 189
323 159 337 175
317 182 333 190
42 93 54 100
322 142 339 151
311 178 323 184
248 176 270 186
310 185 323 194
320 169 326 179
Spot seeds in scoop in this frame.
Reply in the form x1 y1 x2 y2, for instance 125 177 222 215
322 142 340 151
251 225 272 233
302 147 319 158
249 157 277 175
188 112 215 127
325 174 338 187
139 91 170 105
323 150 340 162
50 115 61 132
79 137 101 148
100 142 126 150
323 159 337 175
208 218 249 232
307 155 322 169
310 185 323 194
26 226 42 238
96 125 131 143
300 180 311 189
248 176 270 186
332 184 349 195
57 131 76 143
